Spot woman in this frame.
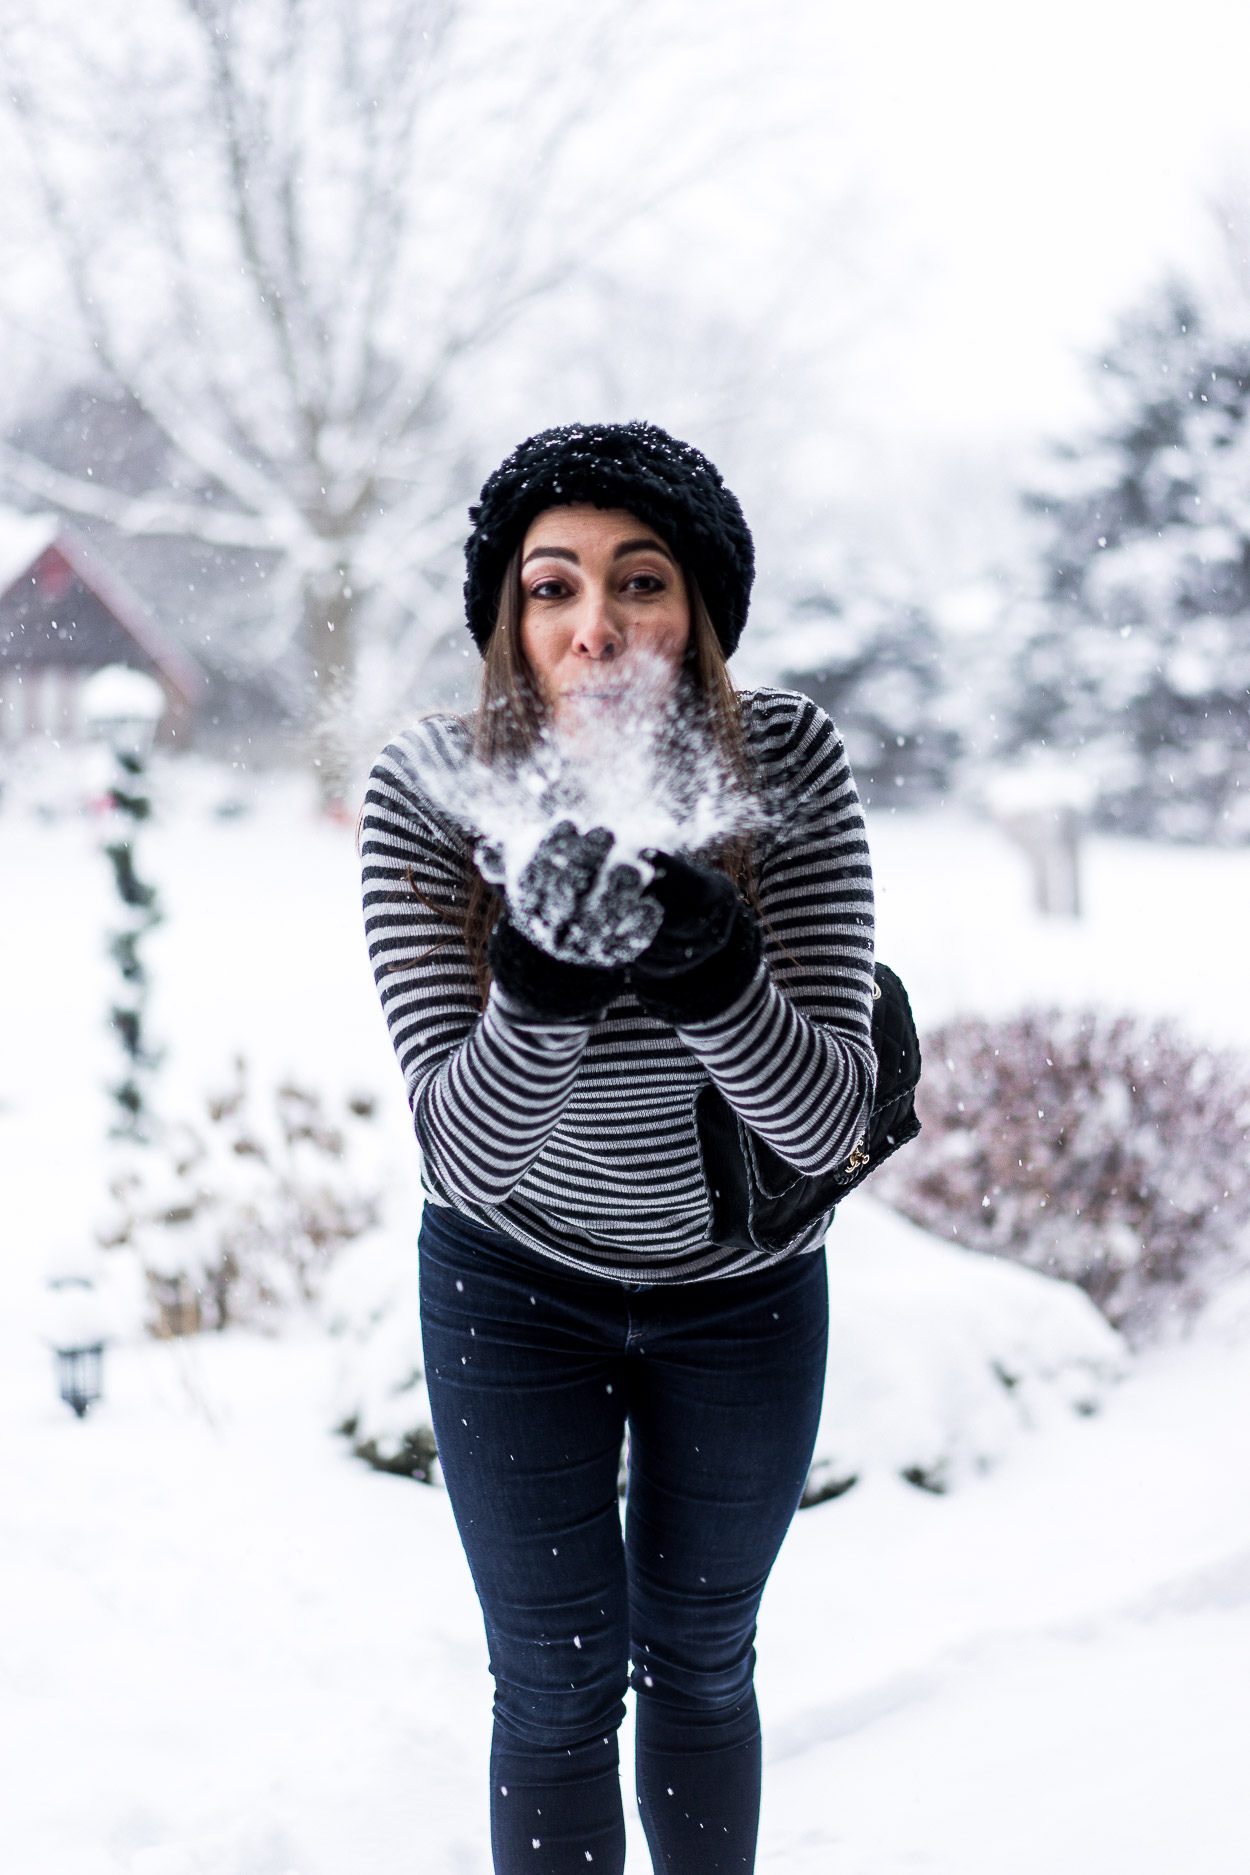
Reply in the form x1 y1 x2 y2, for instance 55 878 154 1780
361 422 876 1874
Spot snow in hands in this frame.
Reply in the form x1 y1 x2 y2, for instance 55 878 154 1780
409 659 760 968
499 820 663 968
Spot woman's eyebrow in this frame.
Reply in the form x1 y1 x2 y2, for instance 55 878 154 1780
613 536 674 562
521 545 579 566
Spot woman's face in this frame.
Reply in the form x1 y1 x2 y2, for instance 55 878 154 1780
518 504 690 722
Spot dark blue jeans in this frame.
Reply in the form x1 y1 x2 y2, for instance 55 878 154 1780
418 1203 828 1875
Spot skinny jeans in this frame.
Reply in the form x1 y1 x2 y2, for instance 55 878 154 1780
418 1202 828 1875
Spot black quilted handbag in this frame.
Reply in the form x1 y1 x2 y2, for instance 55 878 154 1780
696 960 922 1255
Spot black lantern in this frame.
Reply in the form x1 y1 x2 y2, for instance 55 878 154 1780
47 1273 107 1419
82 663 166 764
56 1342 104 1419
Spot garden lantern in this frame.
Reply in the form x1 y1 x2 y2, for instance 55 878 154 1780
56 1343 104 1419
46 1275 107 1419
82 663 166 764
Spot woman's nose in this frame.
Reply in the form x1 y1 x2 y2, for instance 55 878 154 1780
573 592 624 659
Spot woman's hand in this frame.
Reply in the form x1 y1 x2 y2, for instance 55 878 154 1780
488 914 625 1025
480 832 764 1023
507 820 663 968
629 851 762 1024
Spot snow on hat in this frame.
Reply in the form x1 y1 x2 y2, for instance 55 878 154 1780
462 421 755 658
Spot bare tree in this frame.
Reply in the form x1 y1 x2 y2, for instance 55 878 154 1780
0 0 717 800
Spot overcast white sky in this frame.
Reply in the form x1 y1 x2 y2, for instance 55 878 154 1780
4 0 1247 511
782 0 1250 447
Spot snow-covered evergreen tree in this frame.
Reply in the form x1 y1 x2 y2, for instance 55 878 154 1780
1013 278 1250 839
774 585 959 805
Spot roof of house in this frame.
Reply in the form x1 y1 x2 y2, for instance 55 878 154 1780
0 507 205 705
0 510 59 591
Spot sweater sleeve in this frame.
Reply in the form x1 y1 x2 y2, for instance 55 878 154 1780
360 727 591 1208
676 693 877 1175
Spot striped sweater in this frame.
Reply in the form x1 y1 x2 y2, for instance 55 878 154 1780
361 686 876 1282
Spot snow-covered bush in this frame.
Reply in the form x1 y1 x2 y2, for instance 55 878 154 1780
325 1194 1126 1501
877 1009 1250 1337
322 1230 439 1482
102 1059 383 1333
806 1196 1126 1500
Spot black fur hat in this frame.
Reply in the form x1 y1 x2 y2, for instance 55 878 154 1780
463 421 755 658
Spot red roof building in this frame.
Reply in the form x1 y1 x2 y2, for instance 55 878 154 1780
0 510 204 743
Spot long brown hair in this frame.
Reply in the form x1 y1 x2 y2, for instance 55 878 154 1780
447 545 758 1004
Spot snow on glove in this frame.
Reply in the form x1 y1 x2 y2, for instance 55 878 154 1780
488 912 624 1025
474 837 508 887
510 820 663 968
628 850 763 1024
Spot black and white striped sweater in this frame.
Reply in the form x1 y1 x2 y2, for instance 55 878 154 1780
361 687 876 1282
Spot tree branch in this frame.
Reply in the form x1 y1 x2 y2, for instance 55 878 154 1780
184 0 324 448
0 442 312 556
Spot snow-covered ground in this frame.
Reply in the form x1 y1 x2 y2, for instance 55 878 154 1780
2 757 1249 1873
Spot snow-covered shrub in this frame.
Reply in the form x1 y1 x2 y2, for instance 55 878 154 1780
102 1059 383 1333
323 1194 1126 1502
876 1009 1250 1337
806 1196 1126 1500
322 1229 440 1483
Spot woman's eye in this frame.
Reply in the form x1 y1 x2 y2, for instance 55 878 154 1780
624 573 665 594
529 577 569 600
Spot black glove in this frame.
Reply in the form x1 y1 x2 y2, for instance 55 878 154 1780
507 820 662 968
628 851 763 1024
489 911 624 1024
